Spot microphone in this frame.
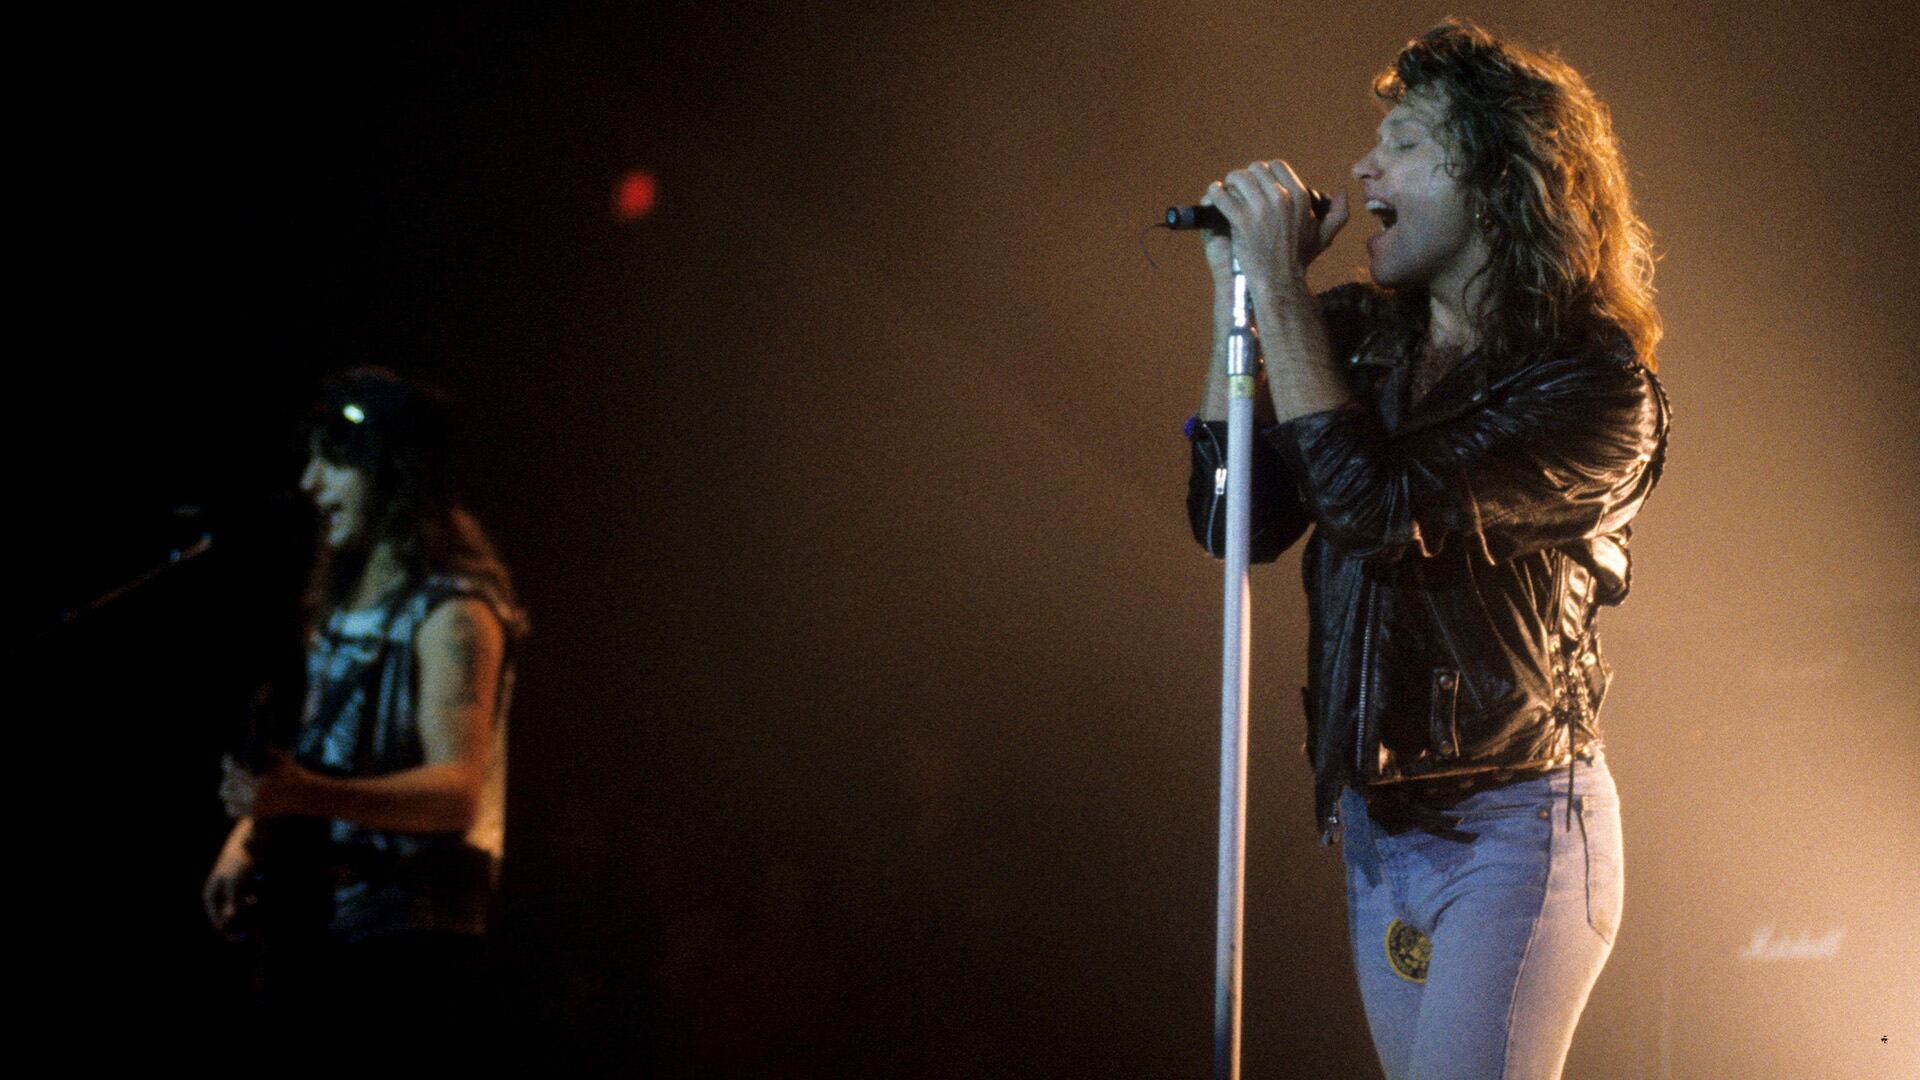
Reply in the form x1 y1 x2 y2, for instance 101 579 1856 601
169 489 306 537
153 489 311 563
1166 190 1332 232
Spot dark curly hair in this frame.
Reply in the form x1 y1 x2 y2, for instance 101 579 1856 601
303 366 514 614
1372 19 1660 370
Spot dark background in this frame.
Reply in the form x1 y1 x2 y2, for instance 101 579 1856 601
30 2 1917 1074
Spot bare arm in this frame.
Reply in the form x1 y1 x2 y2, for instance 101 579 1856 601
1223 160 1353 423
227 598 504 833
1185 163 1351 559
1248 274 1353 425
1196 275 1249 422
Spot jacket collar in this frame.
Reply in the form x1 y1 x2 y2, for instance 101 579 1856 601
1396 350 1492 437
1352 339 1496 438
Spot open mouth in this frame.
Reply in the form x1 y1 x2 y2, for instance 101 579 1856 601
1365 199 1398 231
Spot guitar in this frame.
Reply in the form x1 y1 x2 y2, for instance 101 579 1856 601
229 682 333 944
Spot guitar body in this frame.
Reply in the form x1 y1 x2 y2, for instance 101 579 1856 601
230 681 335 945
237 815 335 944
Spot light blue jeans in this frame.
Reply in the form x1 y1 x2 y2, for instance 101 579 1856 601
1340 754 1623 1080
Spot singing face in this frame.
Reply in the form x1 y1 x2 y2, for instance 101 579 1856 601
1351 88 1489 296
299 451 376 551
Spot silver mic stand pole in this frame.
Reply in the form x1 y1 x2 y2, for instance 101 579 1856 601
1213 254 1258 1080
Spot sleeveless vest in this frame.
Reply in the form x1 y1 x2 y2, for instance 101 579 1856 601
293 572 523 941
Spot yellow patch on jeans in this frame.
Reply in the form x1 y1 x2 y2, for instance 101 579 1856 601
1385 919 1431 983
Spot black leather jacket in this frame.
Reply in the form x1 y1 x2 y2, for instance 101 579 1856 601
1186 285 1670 837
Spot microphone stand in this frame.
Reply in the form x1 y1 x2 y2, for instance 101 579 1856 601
40 533 213 637
1213 254 1258 1080
1167 194 1320 1080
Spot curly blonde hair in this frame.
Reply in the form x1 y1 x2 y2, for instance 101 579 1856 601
1374 19 1660 370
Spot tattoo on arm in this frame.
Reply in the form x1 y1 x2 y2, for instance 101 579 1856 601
438 606 484 710
417 598 504 765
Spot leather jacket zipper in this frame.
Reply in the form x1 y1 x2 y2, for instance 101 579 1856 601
1201 424 1228 553
1353 580 1378 776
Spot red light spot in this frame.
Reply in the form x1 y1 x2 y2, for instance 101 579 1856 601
615 170 658 220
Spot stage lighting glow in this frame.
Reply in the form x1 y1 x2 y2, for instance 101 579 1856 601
616 170 658 220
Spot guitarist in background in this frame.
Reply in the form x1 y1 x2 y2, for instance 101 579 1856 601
204 366 525 1061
